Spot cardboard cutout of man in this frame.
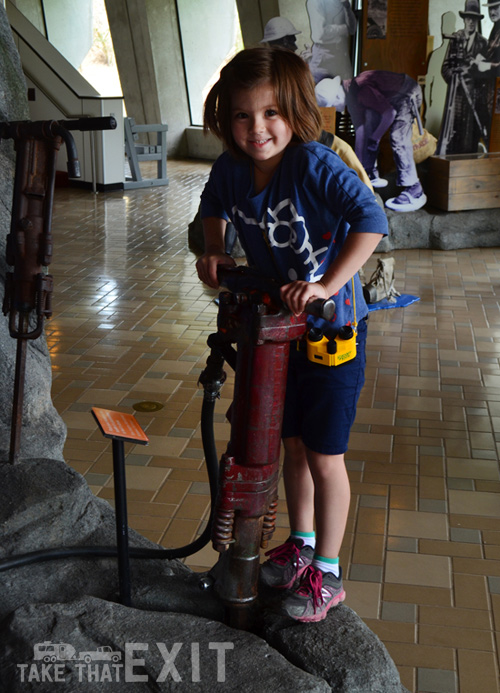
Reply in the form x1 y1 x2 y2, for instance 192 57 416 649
437 0 489 155
315 72 427 212
425 12 457 138
472 0 500 141
484 0 500 70
307 0 357 81
260 16 302 52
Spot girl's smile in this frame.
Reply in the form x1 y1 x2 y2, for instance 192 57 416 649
231 83 293 175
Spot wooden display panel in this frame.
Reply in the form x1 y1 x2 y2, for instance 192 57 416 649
319 107 336 135
360 0 428 80
427 153 500 211
488 77 500 154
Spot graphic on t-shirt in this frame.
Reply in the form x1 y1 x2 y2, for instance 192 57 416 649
232 198 328 281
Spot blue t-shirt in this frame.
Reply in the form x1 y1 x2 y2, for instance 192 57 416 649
200 141 388 330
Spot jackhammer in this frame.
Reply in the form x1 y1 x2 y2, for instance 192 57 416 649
0 116 117 463
198 266 335 629
0 253 332 625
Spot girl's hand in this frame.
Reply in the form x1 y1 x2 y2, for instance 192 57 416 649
196 249 236 289
280 280 329 315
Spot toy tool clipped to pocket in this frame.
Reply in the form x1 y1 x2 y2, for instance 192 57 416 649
306 276 359 366
306 325 357 366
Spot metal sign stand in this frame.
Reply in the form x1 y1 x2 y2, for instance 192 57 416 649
91 407 149 607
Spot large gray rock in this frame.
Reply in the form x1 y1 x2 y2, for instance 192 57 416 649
0 457 408 692
0 4 66 463
0 458 207 623
0 597 331 692
429 208 500 249
377 204 500 252
263 606 406 693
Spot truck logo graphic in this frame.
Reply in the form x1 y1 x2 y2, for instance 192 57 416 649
78 646 122 663
33 642 121 663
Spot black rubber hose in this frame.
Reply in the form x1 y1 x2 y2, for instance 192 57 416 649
0 395 220 572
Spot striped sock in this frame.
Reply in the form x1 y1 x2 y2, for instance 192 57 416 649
312 554 340 578
291 530 316 549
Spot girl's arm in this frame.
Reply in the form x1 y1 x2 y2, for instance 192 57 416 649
280 231 383 314
195 216 236 289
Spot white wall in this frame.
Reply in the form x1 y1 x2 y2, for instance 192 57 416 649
8 0 124 187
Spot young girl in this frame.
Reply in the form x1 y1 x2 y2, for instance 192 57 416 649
196 46 388 623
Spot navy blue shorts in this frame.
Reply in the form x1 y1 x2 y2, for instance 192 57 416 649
281 317 367 455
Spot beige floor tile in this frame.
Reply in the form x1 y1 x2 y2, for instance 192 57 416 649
184 542 220 571
397 395 442 412
419 605 492 630
453 557 500 578
384 583 452 607
364 618 416 644
131 435 188 457
160 518 200 548
447 457 500 480
419 539 482 559
385 553 452 588
389 486 418 510
105 465 170 492
457 650 500 693
454 573 490 610
343 580 381 619
356 507 387 534
388 509 448 540
419 623 494 651
449 489 500 517
384 641 455 670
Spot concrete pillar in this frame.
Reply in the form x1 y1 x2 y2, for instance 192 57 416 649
104 0 189 156
236 0 279 46
146 0 190 155
104 0 161 128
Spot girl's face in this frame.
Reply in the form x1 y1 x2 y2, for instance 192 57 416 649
231 83 293 173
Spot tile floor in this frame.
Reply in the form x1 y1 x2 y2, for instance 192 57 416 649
46 159 500 693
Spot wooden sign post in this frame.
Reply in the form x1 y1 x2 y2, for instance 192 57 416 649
92 407 149 607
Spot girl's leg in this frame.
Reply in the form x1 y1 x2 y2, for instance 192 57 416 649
306 448 350 559
282 435 315 533
259 436 315 589
282 437 350 556
281 447 349 622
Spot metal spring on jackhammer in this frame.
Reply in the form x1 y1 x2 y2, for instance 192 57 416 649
261 497 278 549
212 508 235 551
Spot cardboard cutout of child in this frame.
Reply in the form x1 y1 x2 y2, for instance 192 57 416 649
315 71 427 212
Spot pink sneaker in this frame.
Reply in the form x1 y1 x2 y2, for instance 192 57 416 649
259 537 314 589
281 565 346 622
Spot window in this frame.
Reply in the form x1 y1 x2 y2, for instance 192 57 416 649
176 0 243 126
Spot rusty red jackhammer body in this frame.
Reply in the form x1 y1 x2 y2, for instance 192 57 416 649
203 267 334 629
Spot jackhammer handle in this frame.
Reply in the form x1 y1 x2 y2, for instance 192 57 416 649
305 297 336 321
216 266 336 320
59 117 117 132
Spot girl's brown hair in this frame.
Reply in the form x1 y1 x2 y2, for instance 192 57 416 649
204 46 322 157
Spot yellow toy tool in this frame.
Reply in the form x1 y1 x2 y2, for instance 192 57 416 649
306 277 358 367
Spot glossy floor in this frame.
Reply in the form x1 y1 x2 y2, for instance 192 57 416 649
47 159 500 693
